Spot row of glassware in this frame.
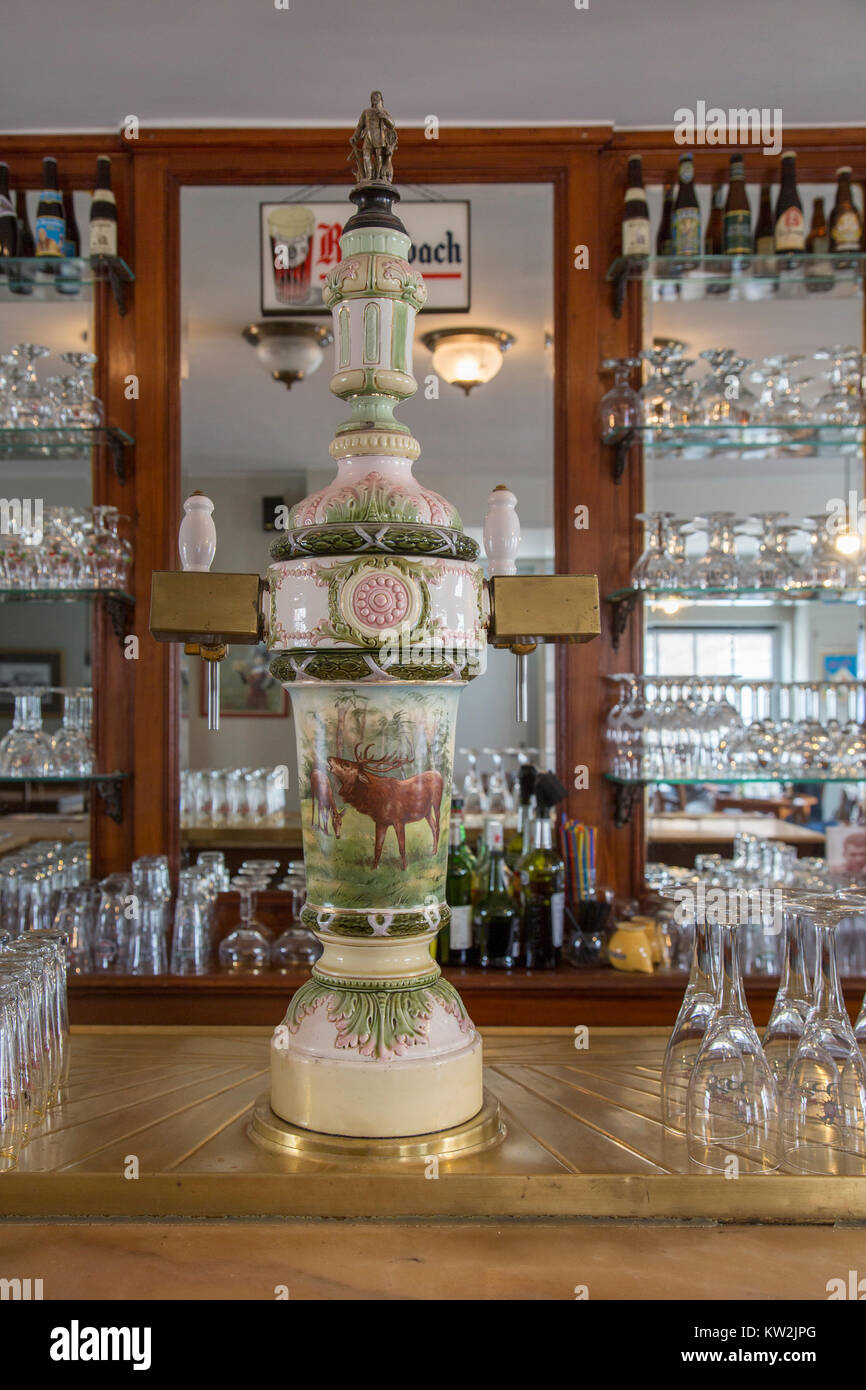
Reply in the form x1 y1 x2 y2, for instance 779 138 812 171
606 676 866 781
457 747 541 818
0 925 69 1173
181 768 289 827
0 344 105 439
0 689 95 777
648 852 866 1174
647 837 866 976
0 505 132 592
600 345 866 451
0 842 318 976
632 509 866 594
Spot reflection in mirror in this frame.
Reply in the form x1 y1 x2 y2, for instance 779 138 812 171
179 183 554 854
639 181 864 872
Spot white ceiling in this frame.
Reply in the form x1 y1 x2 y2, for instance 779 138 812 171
1 0 863 131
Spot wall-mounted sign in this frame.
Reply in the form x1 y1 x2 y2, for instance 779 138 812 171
260 200 470 316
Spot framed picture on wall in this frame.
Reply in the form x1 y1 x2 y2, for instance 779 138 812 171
0 650 63 717
260 200 470 315
823 652 858 681
199 643 289 718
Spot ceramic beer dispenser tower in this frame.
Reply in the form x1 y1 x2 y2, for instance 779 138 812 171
151 94 600 1152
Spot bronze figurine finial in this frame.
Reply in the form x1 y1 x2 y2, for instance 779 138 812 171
349 90 398 185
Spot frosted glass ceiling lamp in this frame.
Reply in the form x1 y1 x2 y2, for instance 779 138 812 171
420 327 515 395
243 321 334 389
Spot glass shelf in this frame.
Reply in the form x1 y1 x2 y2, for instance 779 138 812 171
0 587 133 603
0 771 129 823
606 773 866 786
607 253 866 308
0 426 134 481
0 256 134 313
603 423 865 457
608 585 866 607
0 772 129 785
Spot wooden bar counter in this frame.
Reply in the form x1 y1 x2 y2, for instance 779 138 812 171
1 1025 863 1300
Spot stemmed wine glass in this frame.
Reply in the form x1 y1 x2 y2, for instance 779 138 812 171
661 880 719 1132
686 916 781 1173
782 892 866 1175
599 357 641 437
218 885 270 973
762 904 812 1090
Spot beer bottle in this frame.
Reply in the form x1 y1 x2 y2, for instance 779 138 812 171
656 184 674 256
829 166 862 254
89 156 118 258
34 156 65 258
621 155 651 258
0 162 17 267
723 153 752 254
445 802 474 966
11 190 35 295
472 820 520 969
518 795 566 971
704 183 724 256
62 189 80 258
806 196 829 253
773 152 805 254
672 153 700 257
57 188 82 296
753 184 775 253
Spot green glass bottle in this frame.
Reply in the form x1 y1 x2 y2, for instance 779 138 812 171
445 804 474 966
506 764 537 872
519 804 566 970
473 819 520 969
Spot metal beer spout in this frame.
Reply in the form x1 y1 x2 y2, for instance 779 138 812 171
483 484 601 721
150 492 267 732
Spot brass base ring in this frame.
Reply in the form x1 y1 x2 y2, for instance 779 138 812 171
246 1089 505 1162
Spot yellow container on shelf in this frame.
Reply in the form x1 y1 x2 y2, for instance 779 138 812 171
607 920 655 975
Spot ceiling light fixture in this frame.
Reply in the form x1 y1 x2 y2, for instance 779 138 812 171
420 327 515 395
242 321 333 389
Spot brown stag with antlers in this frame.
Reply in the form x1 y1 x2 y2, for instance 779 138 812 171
327 743 444 870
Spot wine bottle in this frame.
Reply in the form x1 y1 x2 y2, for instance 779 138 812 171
519 780 566 970
773 152 805 254
829 166 862 254
656 184 674 256
0 163 17 271
11 190 34 295
672 153 701 258
445 804 474 966
506 764 536 871
35 156 65 258
621 155 651 258
89 156 118 257
723 153 752 254
472 820 520 969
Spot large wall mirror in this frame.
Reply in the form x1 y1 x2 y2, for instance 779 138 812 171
636 179 865 874
178 180 554 857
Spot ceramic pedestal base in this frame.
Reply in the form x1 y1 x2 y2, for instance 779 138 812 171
270 931 483 1137
270 1031 483 1138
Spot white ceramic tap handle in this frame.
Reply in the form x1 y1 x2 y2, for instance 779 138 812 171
178 493 216 573
483 484 520 576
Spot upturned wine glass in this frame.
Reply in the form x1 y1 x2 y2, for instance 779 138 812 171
599 357 641 436
782 892 866 1175
686 918 781 1173
661 879 719 1132
218 885 270 973
763 904 812 1089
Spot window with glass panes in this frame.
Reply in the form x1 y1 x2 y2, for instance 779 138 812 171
645 626 778 679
